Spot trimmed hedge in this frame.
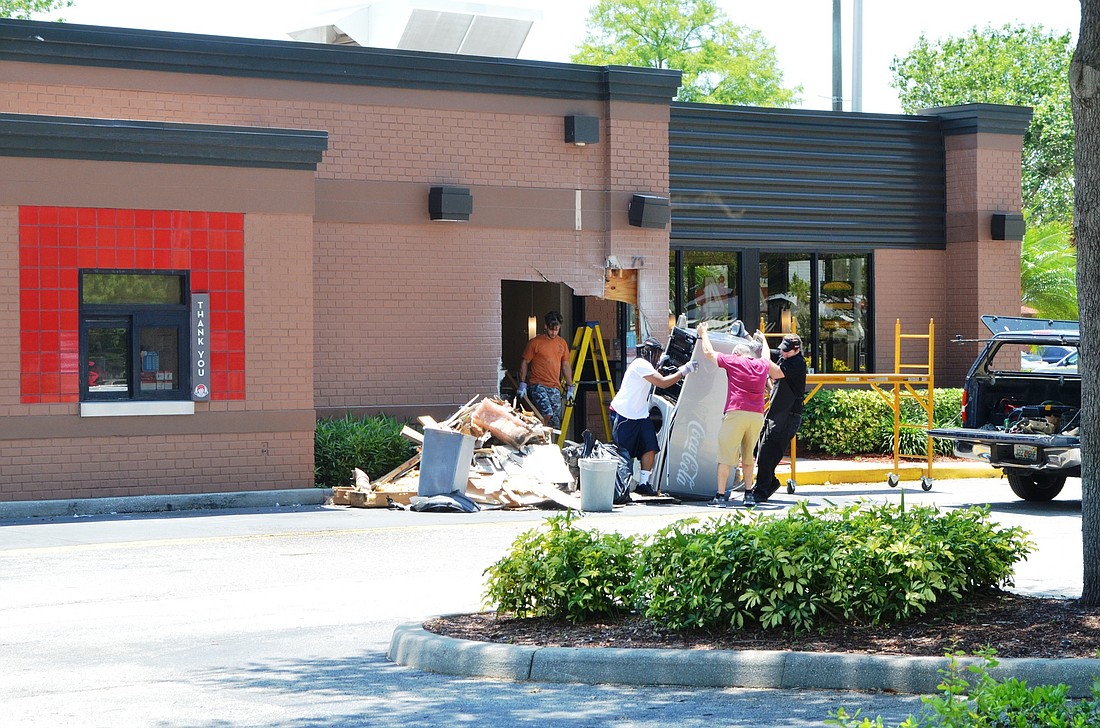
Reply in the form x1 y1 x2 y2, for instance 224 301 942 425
483 504 1031 631
798 387 962 457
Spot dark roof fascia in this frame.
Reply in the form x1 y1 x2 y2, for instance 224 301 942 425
671 101 941 128
918 103 1034 136
0 112 329 170
0 19 682 105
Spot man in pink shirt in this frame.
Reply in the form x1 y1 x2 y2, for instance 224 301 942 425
697 322 784 506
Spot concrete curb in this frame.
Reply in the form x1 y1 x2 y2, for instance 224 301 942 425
388 620 1100 697
0 488 329 520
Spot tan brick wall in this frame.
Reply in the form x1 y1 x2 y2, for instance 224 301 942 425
313 221 613 412
943 132 1025 383
242 214 314 412
0 79 614 190
0 430 312 501
872 248 954 382
0 207 17 409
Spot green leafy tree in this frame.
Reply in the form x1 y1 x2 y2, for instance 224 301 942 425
1072 0 1100 606
1 0 73 20
572 0 800 107
1021 220 1078 320
891 24 1075 225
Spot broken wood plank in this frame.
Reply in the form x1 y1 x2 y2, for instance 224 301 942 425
372 452 421 486
418 415 439 428
401 425 425 444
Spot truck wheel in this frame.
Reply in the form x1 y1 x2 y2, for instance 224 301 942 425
1006 471 1066 501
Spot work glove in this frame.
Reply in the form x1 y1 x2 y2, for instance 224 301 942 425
517 383 527 398
678 361 699 376
565 385 575 405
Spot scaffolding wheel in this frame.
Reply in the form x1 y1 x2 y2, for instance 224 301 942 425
920 476 934 491
887 473 900 488
786 479 797 494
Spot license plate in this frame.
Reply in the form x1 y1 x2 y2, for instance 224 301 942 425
1013 444 1038 462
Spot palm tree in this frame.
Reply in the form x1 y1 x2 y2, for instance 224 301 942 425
1022 220 1078 320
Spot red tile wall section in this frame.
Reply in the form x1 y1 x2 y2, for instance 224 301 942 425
18 206 246 402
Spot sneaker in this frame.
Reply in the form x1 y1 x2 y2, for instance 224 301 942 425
709 490 730 505
743 490 758 507
634 484 658 497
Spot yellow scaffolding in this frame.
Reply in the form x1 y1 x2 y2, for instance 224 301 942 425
558 322 616 447
786 319 935 492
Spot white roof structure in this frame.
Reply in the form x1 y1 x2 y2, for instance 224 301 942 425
288 0 540 58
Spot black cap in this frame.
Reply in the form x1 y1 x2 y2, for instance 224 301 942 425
778 334 802 352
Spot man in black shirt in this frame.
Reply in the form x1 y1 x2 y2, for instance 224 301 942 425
754 333 807 502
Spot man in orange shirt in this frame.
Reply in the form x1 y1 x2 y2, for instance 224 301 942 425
517 310 574 429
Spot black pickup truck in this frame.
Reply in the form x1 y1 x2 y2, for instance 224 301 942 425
929 315 1080 502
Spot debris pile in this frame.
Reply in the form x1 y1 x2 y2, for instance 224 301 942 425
331 396 584 510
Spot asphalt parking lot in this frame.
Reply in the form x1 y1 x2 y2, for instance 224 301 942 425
0 474 1085 727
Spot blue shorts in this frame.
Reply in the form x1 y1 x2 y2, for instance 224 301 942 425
612 413 659 462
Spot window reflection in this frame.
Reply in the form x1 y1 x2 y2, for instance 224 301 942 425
680 251 738 324
818 254 868 373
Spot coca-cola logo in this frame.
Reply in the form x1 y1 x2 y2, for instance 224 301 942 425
675 420 706 488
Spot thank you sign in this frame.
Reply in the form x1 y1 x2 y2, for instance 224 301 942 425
191 294 211 401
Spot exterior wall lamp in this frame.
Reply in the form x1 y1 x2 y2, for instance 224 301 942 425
991 212 1024 241
429 186 472 221
565 115 599 146
628 194 670 229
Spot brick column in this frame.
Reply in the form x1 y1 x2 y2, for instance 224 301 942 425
921 103 1032 383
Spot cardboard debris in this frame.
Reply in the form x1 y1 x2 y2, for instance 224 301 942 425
331 396 580 510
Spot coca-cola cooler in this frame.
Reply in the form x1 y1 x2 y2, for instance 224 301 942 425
652 322 754 500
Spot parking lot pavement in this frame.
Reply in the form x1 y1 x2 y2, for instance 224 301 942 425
0 475 1084 726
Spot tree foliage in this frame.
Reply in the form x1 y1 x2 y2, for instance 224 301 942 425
1021 221 1078 320
1071 0 1100 605
1 0 73 20
571 0 800 107
891 24 1075 225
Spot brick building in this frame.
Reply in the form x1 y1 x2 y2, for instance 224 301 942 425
0 18 1030 502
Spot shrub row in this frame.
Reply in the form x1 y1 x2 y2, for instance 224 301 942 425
483 504 1031 632
314 413 415 488
798 388 963 457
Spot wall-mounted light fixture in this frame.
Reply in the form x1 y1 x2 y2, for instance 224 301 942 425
991 212 1025 241
628 194 670 229
527 315 538 340
429 186 472 221
565 115 599 146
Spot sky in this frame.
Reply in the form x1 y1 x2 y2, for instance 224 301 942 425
34 0 1082 114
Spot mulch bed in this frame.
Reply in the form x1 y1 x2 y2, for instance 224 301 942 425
425 592 1100 659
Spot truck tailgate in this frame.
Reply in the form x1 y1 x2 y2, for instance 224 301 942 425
929 427 1079 448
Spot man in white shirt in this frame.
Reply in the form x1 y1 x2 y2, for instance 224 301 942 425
608 337 698 496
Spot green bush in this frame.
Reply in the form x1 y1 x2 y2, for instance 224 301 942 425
483 503 1032 634
799 388 963 457
314 413 415 488
482 512 639 622
829 650 1100 727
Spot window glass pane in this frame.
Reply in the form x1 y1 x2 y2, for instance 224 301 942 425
139 327 181 393
83 273 183 305
818 254 870 373
87 326 130 393
759 253 811 350
682 251 738 324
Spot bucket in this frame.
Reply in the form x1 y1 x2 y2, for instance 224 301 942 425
418 427 476 497
578 458 618 512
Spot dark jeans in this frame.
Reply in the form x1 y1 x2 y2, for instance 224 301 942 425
754 409 802 498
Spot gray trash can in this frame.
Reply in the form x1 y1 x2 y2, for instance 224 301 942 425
419 427 475 497
578 457 618 512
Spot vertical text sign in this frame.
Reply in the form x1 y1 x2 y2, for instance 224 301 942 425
191 294 211 401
